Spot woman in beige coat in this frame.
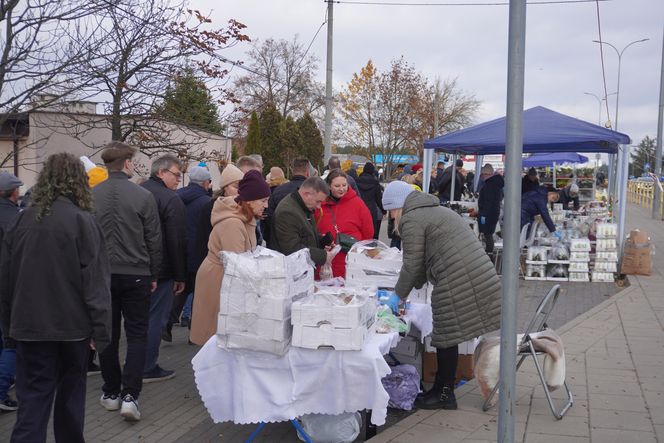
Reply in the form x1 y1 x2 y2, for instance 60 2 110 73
190 170 271 345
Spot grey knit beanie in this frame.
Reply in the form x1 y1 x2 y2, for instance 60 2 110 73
382 180 415 210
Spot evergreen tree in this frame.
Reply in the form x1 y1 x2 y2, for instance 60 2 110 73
297 113 324 171
280 116 304 175
258 103 284 170
245 111 262 154
157 66 223 134
630 136 659 177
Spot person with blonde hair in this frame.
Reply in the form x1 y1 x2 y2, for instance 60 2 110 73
190 170 271 345
266 166 289 191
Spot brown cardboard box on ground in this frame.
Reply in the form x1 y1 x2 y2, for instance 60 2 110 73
621 245 652 276
627 229 649 245
422 352 474 384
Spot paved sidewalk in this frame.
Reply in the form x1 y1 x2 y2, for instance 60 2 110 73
368 203 664 443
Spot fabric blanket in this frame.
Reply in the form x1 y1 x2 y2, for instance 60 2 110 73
473 329 566 405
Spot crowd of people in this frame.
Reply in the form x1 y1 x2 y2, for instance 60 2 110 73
0 143 579 440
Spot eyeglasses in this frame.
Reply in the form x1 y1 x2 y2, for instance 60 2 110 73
164 169 182 180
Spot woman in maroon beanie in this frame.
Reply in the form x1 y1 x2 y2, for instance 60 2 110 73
190 170 271 345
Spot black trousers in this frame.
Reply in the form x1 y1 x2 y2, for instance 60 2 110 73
99 274 150 399
12 340 89 443
435 345 459 388
373 218 382 240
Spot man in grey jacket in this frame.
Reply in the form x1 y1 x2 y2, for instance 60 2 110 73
93 142 162 421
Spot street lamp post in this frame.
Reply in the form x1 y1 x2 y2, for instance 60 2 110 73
593 38 649 256
584 91 617 125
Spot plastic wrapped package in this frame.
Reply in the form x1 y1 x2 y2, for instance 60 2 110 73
570 251 590 262
298 412 362 443
570 238 591 252
292 323 367 350
596 238 617 252
595 251 618 262
569 262 589 272
381 364 420 410
319 245 342 281
592 271 614 282
548 243 570 262
291 287 376 329
375 306 408 334
217 313 292 341
526 264 546 280
552 203 563 212
594 261 617 273
546 264 568 280
346 240 403 287
526 246 548 263
569 272 590 282
596 222 618 238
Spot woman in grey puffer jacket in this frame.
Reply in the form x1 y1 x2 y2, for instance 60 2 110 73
382 181 501 410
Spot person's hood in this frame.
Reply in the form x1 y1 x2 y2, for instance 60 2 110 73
322 186 359 208
403 190 440 214
177 183 208 205
356 173 379 190
523 186 548 200
486 174 504 188
210 195 253 228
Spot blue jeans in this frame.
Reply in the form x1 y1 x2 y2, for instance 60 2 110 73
144 279 174 373
182 293 193 319
0 326 16 401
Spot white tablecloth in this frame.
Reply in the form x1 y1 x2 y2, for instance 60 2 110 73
403 302 433 341
192 331 400 426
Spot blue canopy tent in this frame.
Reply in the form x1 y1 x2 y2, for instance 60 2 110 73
522 152 589 168
423 106 630 155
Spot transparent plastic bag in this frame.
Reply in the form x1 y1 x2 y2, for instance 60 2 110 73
319 245 342 281
375 306 408 333
298 412 362 443
549 243 569 261
547 264 568 279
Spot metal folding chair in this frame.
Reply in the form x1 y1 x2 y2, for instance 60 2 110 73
482 284 574 419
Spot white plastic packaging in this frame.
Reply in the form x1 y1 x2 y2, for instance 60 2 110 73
298 412 362 443
570 238 591 252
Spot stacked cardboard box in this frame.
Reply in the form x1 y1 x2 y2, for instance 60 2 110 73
621 229 653 276
593 224 618 282
291 287 376 351
216 247 314 355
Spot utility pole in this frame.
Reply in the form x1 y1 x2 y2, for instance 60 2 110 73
654 26 664 220
499 1 527 442
323 0 334 163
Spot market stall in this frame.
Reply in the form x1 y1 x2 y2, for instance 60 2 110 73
192 243 440 442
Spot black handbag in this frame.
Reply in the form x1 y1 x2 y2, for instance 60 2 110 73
330 206 359 253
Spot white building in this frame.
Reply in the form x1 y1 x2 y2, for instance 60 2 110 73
0 99 232 190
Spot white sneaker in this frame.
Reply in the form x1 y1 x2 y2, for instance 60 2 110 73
120 394 141 421
99 393 121 411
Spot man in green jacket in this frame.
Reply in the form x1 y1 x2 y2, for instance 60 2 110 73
273 177 334 266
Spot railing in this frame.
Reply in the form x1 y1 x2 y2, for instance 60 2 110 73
627 181 664 218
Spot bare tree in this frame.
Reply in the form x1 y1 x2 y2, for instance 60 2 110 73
64 0 249 159
229 36 324 135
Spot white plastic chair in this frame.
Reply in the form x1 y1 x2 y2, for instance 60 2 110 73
482 285 574 419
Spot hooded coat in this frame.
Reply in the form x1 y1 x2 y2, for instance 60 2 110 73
521 187 556 232
190 196 256 345
395 192 501 348
356 172 384 222
315 187 374 277
177 182 211 273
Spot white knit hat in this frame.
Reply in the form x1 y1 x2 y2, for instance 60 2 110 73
382 180 415 210
220 164 244 189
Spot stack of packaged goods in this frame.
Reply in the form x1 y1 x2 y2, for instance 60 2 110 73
593 223 618 282
291 286 376 351
547 242 570 281
525 246 548 280
550 203 565 224
346 240 431 302
216 247 315 355
569 238 591 282
588 201 609 219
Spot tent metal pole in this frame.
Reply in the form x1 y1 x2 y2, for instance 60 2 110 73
450 153 457 202
499 1 527 442
423 148 433 194
474 155 483 192
653 25 664 220
553 162 557 187
617 145 629 255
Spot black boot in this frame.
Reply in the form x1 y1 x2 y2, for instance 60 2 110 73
417 380 442 400
415 385 457 410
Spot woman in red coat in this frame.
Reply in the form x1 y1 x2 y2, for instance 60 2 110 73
316 169 374 278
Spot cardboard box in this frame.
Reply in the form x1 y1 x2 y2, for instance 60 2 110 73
627 229 649 246
422 351 474 384
219 283 293 320
291 290 375 329
392 335 421 358
216 333 290 356
621 245 652 276
217 313 291 341
291 323 367 351
345 265 400 288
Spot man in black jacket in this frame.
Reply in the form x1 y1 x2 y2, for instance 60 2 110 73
0 153 111 443
356 162 384 239
265 157 311 249
438 159 464 203
141 155 186 382
477 164 504 254
93 142 162 421
0 172 22 412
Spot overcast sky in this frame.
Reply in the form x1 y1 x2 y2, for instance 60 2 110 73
197 0 663 149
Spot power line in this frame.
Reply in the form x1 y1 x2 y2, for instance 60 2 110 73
332 0 610 6
593 0 612 126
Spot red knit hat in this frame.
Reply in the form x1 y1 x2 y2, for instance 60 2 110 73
236 169 271 202
411 163 423 173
